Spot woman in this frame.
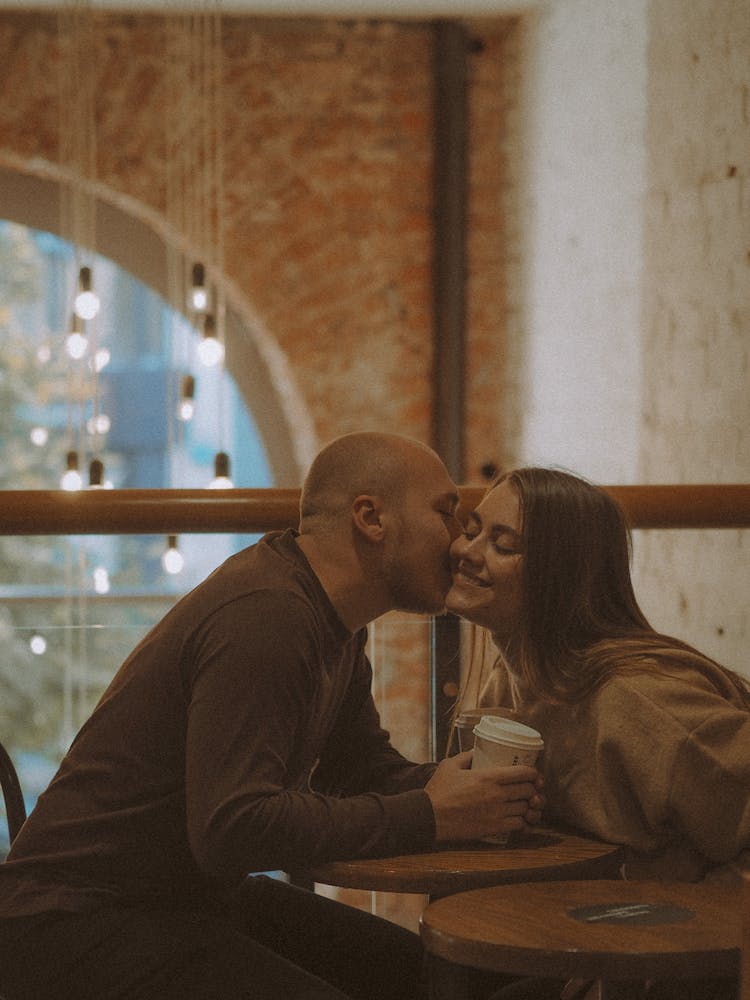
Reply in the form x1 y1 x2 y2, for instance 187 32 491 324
446 467 749 998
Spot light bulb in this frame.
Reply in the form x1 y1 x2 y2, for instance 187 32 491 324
189 262 208 312
197 315 224 367
60 450 82 491
93 566 110 594
29 634 47 655
74 266 100 320
209 451 234 489
178 399 195 422
177 374 196 422
161 535 185 575
66 330 88 360
91 348 111 372
30 426 48 447
86 413 111 436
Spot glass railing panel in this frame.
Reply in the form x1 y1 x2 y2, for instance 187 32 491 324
0 530 260 856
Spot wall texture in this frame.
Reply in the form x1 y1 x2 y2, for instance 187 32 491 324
504 0 748 676
633 0 750 673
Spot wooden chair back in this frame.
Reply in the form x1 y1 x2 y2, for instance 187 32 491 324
742 871 750 1000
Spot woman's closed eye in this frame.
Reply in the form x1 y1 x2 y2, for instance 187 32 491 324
493 543 519 555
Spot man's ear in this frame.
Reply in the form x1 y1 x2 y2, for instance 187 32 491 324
351 494 385 541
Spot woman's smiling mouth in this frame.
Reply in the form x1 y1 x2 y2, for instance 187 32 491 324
455 568 491 588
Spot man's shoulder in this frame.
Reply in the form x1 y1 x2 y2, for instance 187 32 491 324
209 529 313 597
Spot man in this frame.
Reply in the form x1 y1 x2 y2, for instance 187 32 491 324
0 432 543 1000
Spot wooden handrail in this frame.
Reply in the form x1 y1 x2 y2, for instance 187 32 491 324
460 484 750 530
1 484 749 534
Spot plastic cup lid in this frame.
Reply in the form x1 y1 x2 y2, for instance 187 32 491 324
473 715 544 748
456 707 508 726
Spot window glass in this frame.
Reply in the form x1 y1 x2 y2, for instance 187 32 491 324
0 220 273 850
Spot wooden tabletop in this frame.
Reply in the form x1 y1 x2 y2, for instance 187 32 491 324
420 880 742 981
304 826 623 897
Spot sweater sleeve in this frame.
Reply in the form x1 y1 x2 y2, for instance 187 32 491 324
183 592 435 883
661 682 750 863
591 670 750 865
311 648 438 797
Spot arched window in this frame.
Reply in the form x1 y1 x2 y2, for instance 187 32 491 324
0 217 275 822
0 165 315 847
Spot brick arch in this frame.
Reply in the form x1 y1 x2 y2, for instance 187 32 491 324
0 160 316 486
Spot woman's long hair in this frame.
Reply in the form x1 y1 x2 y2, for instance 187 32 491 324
488 468 750 706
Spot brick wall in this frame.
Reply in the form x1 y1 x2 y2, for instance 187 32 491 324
0 15 439 453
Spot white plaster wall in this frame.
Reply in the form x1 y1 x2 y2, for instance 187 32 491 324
513 0 749 676
517 0 649 483
631 0 750 677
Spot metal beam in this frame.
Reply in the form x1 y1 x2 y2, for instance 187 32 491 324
430 19 469 760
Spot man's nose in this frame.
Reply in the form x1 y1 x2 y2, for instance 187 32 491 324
447 515 463 542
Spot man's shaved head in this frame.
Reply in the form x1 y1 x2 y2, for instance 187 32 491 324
297 431 460 621
299 432 442 528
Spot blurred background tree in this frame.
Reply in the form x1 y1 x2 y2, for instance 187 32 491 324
0 223 73 757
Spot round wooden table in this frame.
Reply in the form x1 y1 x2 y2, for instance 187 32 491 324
420 880 742 992
304 827 623 898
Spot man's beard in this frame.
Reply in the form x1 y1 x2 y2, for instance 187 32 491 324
384 553 446 616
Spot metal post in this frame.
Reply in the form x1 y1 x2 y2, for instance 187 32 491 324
430 20 468 760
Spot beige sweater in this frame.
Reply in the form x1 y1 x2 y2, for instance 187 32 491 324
479 659 750 883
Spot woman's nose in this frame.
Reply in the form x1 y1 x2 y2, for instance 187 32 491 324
466 533 489 563
450 532 479 562
449 534 465 560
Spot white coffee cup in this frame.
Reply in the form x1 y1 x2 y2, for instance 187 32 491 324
472 716 544 769
471 715 544 844
454 707 513 752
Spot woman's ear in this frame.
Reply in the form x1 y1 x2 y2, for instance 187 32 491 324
351 494 385 541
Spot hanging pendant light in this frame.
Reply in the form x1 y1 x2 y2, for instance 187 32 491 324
91 347 110 373
92 565 110 594
197 314 224 367
29 634 47 656
161 535 185 575
88 457 112 489
209 450 233 489
177 374 196 422
30 426 49 447
88 457 104 488
74 265 100 320
189 262 208 312
60 449 83 491
86 413 111 436
65 314 88 360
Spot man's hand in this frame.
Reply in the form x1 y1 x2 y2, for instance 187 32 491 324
424 751 545 844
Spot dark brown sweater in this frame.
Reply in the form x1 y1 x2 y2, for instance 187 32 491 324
0 530 436 916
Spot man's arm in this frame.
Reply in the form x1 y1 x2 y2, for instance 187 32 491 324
185 594 438 879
